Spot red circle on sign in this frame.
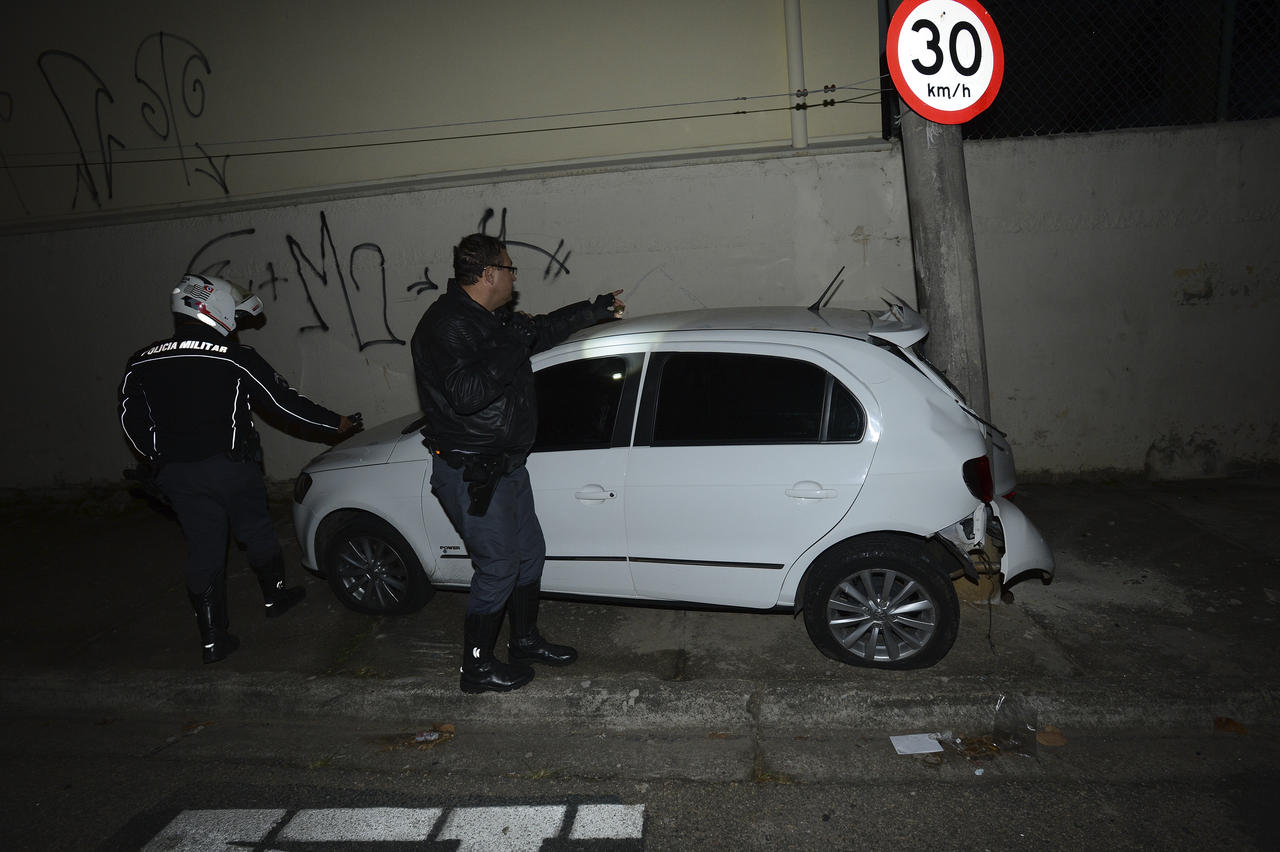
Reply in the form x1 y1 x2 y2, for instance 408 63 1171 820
887 0 1004 124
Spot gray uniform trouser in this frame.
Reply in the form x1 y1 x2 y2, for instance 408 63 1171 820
430 456 546 615
156 455 281 594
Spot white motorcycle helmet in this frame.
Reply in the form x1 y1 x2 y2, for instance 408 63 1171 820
171 274 263 336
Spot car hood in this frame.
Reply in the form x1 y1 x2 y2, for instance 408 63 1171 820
303 412 420 473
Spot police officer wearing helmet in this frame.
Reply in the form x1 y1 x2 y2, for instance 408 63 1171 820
119 274 361 663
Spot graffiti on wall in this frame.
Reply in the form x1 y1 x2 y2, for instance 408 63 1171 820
479 207 573 280
187 207 575 351
35 50 124 209
8 32 228 212
0 91 28 214
133 32 229 193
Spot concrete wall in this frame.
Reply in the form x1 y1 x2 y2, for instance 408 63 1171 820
1 1 882 226
3 119 1278 488
967 121 1280 479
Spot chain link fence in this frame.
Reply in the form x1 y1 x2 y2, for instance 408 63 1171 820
894 0 1280 140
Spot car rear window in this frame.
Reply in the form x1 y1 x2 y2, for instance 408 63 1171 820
650 352 864 445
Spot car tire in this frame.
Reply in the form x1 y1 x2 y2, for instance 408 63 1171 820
802 534 959 670
321 515 434 616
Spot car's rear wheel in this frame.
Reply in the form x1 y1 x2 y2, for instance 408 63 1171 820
802 535 959 669
322 515 433 615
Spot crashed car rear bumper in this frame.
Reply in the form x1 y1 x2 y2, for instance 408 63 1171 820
991 497 1055 585
938 497 1055 588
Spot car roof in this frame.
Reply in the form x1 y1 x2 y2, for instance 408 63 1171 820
564 304 929 347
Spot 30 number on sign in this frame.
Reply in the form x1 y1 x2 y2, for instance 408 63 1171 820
887 0 1004 124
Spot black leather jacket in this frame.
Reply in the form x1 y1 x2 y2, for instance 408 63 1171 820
410 281 607 455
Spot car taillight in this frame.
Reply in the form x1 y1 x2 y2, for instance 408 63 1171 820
293 472 313 504
963 456 993 503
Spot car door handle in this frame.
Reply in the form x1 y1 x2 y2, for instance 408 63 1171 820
574 485 617 502
786 481 837 499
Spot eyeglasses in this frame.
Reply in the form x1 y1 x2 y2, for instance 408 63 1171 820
489 264 518 275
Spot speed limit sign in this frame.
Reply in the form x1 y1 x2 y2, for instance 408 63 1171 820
887 0 1004 124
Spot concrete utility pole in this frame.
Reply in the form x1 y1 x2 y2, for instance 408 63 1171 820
891 4 991 418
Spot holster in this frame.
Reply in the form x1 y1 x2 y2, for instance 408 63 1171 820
461 454 502 517
435 448 526 517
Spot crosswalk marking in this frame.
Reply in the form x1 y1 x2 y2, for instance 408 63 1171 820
280 807 445 841
143 809 285 851
437 805 567 851
570 804 647 840
144 804 645 850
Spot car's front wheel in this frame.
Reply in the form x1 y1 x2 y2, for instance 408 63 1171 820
321 515 433 615
802 534 959 669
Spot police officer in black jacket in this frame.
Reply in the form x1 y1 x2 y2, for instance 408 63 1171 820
120 274 360 663
411 233 622 693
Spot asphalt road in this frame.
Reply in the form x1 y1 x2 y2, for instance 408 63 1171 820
3 710 1276 849
1 472 1278 848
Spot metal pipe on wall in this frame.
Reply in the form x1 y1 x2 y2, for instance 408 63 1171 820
785 0 808 149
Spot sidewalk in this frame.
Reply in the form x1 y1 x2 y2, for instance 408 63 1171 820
2 474 1277 735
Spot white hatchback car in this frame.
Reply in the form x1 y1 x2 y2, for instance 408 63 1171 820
292 303 1053 669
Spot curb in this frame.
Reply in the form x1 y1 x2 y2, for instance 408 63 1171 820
4 669 1275 734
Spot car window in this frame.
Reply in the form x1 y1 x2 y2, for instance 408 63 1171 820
533 354 639 451
650 352 864 445
827 380 865 441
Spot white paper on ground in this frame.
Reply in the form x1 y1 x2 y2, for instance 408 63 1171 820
890 733 944 754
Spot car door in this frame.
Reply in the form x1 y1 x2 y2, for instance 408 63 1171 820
525 350 643 596
418 351 642 594
625 346 874 608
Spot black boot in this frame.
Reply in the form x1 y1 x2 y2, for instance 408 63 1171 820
252 552 306 619
189 577 239 664
460 611 534 694
508 582 578 666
